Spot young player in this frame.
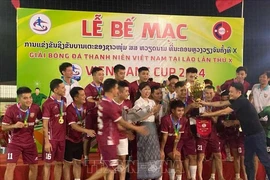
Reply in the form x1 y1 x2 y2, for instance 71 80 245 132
84 67 104 164
112 81 133 180
114 64 129 83
2 87 42 180
129 67 150 104
42 79 67 180
63 87 96 180
86 78 148 180
160 100 187 180
163 75 179 102
59 62 80 106
185 67 198 86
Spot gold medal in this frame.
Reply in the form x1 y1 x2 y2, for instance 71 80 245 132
175 133 178 137
59 116 64 124
24 122 28 127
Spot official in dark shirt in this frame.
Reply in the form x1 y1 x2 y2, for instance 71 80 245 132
200 82 270 180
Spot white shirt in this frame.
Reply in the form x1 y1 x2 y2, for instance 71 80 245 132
251 84 270 121
134 97 155 122
62 78 80 106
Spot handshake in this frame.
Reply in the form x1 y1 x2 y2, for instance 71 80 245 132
122 104 151 123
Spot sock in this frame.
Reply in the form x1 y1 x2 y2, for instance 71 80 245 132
235 173 240 179
84 155 88 159
176 174 182 180
189 165 197 180
168 168 175 180
211 173 215 179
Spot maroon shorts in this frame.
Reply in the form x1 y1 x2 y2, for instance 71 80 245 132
43 140 65 163
196 137 221 154
179 137 197 156
85 113 98 139
227 136 245 155
7 143 38 164
99 145 118 170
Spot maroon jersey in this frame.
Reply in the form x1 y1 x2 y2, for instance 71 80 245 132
161 115 188 147
66 103 87 143
112 99 132 139
129 80 139 105
84 82 104 113
42 97 67 141
220 78 250 94
2 104 42 145
97 98 122 146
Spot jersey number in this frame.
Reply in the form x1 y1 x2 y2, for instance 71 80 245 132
46 153 51 160
7 153 13 160
197 145 203 151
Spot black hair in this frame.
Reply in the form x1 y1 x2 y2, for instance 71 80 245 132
260 71 270 78
17 87 32 96
204 79 213 86
221 90 229 96
230 82 244 94
236 66 248 74
186 67 198 74
175 81 186 88
138 67 149 74
205 85 215 91
70 87 84 101
114 64 126 73
168 75 179 81
170 100 185 111
103 78 118 92
50 79 63 92
148 78 153 82
59 62 72 75
35 87 40 90
118 81 129 89
91 67 103 76
135 82 150 101
151 85 161 94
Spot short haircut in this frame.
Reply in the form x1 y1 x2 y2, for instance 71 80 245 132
114 64 125 73
205 85 215 91
236 66 248 74
230 82 244 94
175 81 186 88
221 90 229 96
35 87 40 90
138 67 149 74
260 71 270 78
50 79 63 92
17 87 32 96
59 62 72 75
170 100 185 111
151 85 161 94
91 67 103 76
135 82 150 100
186 67 198 74
70 87 84 100
204 79 213 86
118 81 129 89
168 75 179 81
103 78 118 92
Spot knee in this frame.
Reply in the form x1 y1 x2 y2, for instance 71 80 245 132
197 154 204 162
29 164 38 170
188 155 197 161
6 163 16 171
213 153 222 159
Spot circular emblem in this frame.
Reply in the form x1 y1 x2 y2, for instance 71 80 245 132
213 21 232 41
29 14 51 34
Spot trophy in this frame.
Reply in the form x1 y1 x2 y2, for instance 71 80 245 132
187 80 205 116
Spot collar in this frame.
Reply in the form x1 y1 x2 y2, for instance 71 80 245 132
61 76 74 85
112 99 124 106
258 84 270 91
17 103 31 112
90 82 101 87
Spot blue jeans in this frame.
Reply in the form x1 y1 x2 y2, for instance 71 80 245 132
244 131 270 180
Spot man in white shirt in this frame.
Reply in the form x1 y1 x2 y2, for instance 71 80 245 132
162 75 179 103
59 62 80 106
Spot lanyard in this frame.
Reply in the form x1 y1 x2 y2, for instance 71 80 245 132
18 104 30 124
52 97 64 117
170 115 180 136
73 103 83 122
93 82 102 98
167 93 175 101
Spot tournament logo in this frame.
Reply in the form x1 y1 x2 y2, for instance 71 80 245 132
212 21 232 41
29 14 51 34
72 64 82 82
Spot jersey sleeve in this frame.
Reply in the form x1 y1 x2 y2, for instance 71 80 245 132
67 109 77 125
42 102 50 120
160 117 169 133
108 104 122 122
2 107 14 125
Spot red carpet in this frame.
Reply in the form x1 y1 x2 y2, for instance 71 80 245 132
0 153 266 180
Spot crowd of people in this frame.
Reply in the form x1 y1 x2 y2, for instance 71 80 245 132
1 62 270 180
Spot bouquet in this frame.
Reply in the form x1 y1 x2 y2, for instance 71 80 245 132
122 104 151 122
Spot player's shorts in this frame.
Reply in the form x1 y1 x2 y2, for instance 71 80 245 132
228 136 245 155
64 140 83 162
43 140 65 163
99 145 118 169
178 137 197 156
197 137 221 154
117 138 128 156
7 143 38 164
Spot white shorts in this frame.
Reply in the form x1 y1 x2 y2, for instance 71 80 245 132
117 138 128 156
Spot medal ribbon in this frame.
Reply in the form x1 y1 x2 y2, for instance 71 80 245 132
93 82 102 98
53 97 64 118
167 93 175 101
18 104 30 124
170 115 180 136
73 104 83 122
